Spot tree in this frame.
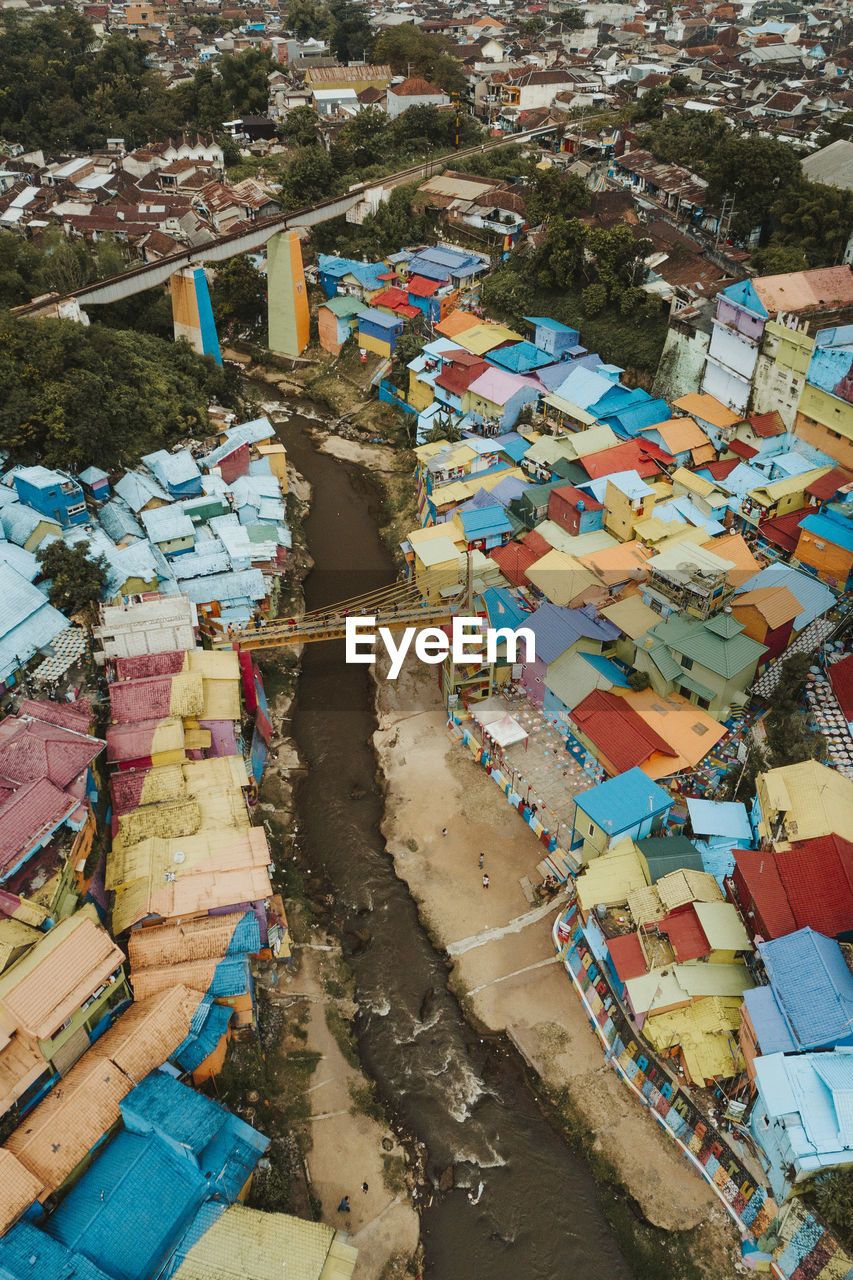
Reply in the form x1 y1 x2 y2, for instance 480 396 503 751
286 0 333 38
328 0 374 63
212 255 266 334
808 1170 853 1251
389 330 426 389
373 25 465 93
280 145 340 208
771 178 853 267
523 162 589 225
335 105 389 167
704 134 801 239
281 104 320 148
632 85 669 122
218 47 275 116
748 242 809 275
36 540 108 616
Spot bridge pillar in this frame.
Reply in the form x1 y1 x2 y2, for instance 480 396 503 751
170 266 222 365
267 230 309 357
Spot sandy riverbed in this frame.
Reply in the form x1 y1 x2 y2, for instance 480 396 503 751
374 652 739 1266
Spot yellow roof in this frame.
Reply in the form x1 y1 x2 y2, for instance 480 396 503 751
672 394 740 429
172 1203 357 1280
542 393 597 426
454 322 521 355
413 535 463 568
625 960 752 1014
579 541 651 586
616 688 725 778
602 596 660 640
413 440 449 462
758 760 853 844
569 424 620 458
526 549 598 606
749 466 831 506
0 920 41 975
535 522 617 557
432 467 523 511
643 995 745 1085
627 883 665 927
576 838 649 912
693 900 752 953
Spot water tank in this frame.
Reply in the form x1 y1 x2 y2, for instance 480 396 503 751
577 499 585 512
595 903 607 920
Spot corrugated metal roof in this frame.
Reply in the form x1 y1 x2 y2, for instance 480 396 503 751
0 1220 113 1280
759 927 853 1050
171 1202 353 1280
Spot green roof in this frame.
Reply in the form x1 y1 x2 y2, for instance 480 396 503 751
321 295 364 318
649 613 766 679
646 639 683 682
636 835 704 883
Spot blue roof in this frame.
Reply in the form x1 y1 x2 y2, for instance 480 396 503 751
420 246 481 269
208 954 252 998
460 504 512 539
742 985 797 1055
0 562 69 684
721 278 768 319
524 601 619 665
494 433 531 463
579 652 631 687
98 501 143 543
487 341 554 373
552 364 615 411
686 798 752 841
799 510 853 554
602 398 670 436
225 416 274 446
13 465 78 492
575 767 670 830
404 257 450 282
735 564 836 630
758 928 853 1050
2 501 58 544
142 450 202 492
524 316 580 335
45 1130 206 1280
317 255 388 291
172 998 234 1074
358 307 404 330
79 466 110 485
114 470 169 513
483 586 531 633
0 1221 112 1280
227 909 262 954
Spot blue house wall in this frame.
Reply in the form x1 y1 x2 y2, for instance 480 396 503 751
13 469 87 527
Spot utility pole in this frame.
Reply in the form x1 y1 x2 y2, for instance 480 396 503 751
715 194 735 249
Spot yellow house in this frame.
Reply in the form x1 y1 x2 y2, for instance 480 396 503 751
755 759 853 848
796 384 853 469
741 465 831 527
256 443 288 494
410 534 464 602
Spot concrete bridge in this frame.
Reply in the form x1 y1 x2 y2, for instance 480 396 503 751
13 125 554 352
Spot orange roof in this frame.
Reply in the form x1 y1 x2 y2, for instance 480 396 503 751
0 1028 45 1117
701 532 760 586
128 911 248 969
641 416 712 454
1 986 199 1207
732 585 800 630
617 687 726 778
753 266 853 315
0 911 124 1041
0 1149 44 1234
131 958 220 1001
672 394 740 429
578 541 652 586
434 309 481 339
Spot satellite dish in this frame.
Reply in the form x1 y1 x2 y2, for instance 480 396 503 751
174 850 186 864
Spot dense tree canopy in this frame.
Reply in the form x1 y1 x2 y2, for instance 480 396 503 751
373 25 465 93
0 230 133 311
211 255 266 336
0 10 273 149
0 313 240 468
36 541 108 616
328 0 374 63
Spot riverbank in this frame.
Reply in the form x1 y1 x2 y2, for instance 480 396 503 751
252 459 421 1280
374 644 740 1279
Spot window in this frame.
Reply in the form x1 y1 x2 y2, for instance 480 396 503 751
697 696 711 711
681 656 694 670
588 823 595 837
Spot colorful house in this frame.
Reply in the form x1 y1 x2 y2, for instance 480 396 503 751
633 611 766 719
317 295 362 354
730 584 801 665
570 766 671 863
12 467 87 528
463 366 540 432
793 505 853 589
357 307 404 357
547 484 604 536
519 602 618 705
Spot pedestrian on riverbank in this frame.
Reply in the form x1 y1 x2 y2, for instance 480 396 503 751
338 1196 351 1213
478 852 484 869
361 1182 369 1194
482 873 490 889
441 827 448 837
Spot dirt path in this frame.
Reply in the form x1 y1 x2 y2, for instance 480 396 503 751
374 654 732 1246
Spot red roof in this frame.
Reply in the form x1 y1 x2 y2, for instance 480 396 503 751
606 932 648 982
489 538 542 586
0 778 77 873
830 653 853 721
407 276 441 298
579 440 671 480
659 904 711 962
15 698 92 734
434 358 489 398
569 689 676 773
703 458 740 482
732 848 796 940
805 467 853 503
549 484 603 514
728 438 758 460
0 717 103 791
756 508 805 554
748 411 784 438
372 286 411 309
776 836 853 939
115 651 185 680
109 769 152 817
396 303 420 318
390 77 445 97
109 675 176 724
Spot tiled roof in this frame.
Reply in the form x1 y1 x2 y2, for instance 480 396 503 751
0 910 124 1040
114 650 186 680
0 1149 43 1236
776 836 853 938
129 910 258 969
0 777 77 873
0 716 103 790
15 698 92 734
109 672 204 723
569 689 676 773
733 847 796 939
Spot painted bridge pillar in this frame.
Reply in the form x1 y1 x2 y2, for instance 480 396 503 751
267 230 310 358
170 266 222 364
